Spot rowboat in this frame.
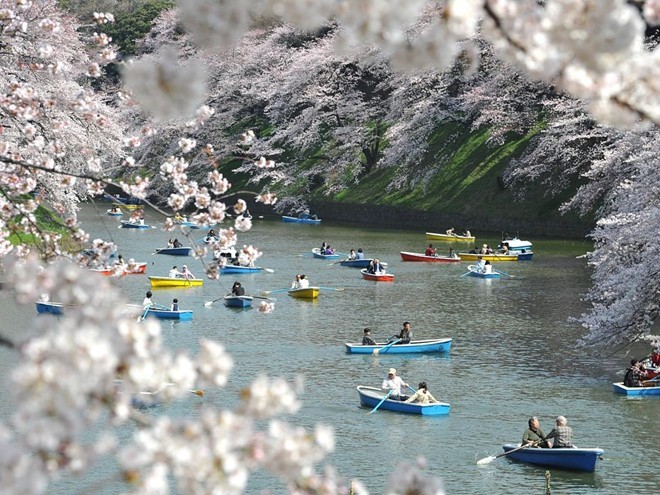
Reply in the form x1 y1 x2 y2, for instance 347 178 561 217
120 220 151 229
123 262 147 274
223 295 254 308
458 252 519 262
612 382 660 396
500 237 533 252
145 308 193 320
155 247 193 256
312 247 340 259
282 215 322 224
220 265 262 274
339 258 373 268
360 268 394 282
516 251 534 260
426 232 475 242
148 276 203 288
465 265 501 278
288 287 320 299
89 267 115 276
501 444 604 472
357 386 450 416
106 209 123 216
36 301 64 315
345 338 452 354
400 251 460 263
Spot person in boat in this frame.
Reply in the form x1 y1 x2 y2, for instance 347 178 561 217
291 274 309 289
623 359 650 387
298 274 309 288
468 245 479 254
299 209 311 219
174 212 184 222
172 238 183 248
446 227 455 236
169 266 181 278
404 382 439 404
475 256 486 273
231 281 245 296
448 247 458 259
480 244 489 255
463 230 471 237
243 209 252 219
111 206 121 213
362 327 377 345
142 291 154 308
425 244 437 256
171 298 179 311
381 368 410 401
483 260 493 274
167 238 175 248
115 254 125 266
522 416 549 448
347 249 357 260
397 321 412 344
356 247 365 260
544 416 574 448
180 265 195 279
320 242 328 253
499 242 510 255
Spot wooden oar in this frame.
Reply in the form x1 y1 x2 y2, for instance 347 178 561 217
261 288 291 296
329 259 347 266
495 269 515 278
204 296 226 307
374 338 401 355
318 286 345 292
137 305 150 322
261 268 275 273
368 390 392 414
477 440 540 465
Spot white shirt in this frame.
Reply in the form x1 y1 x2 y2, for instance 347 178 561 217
142 297 153 308
298 278 309 288
169 268 180 278
381 376 407 397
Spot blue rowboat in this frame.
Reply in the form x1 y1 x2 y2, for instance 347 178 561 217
106 209 123 216
613 382 660 396
517 251 534 260
220 265 262 274
357 386 450 416
312 247 339 259
145 308 193 320
465 265 501 278
282 215 322 224
120 220 151 229
345 338 452 354
223 295 253 308
501 444 604 472
155 247 193 256
36 301 64 315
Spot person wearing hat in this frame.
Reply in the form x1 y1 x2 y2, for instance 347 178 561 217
381 368 410 401
480 243 488 254
362 328 377 345
180 265 195 279
545 416 574 448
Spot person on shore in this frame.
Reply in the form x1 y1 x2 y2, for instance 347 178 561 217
425 244 437 256
545 416 574 448
405 382 439 404
381 368 410 401
522 416 548 448
231 281 245 296
362 327 377 345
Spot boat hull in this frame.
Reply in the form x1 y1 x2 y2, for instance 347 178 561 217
288 287 320 299
223 295 254 308
357 386 450 415
155 247 193 256
220 265 261 274
360 268 394 282
120 221 151 229
516 251 534 260
502 444 604 472
312 248 339 259
426 232 475 242
345 338 452 354
339 258 373 268
106 210 123 216
146 308 193 320
148 276 203 288
458 253 519 262
282 215 321 224
400 251 460 263
612 382 660 396
36 301 64 315
465 265 501 278
500 238 533 252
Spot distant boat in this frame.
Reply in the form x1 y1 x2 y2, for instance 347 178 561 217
154 247 193 256
288 287 320 299
464 265 501 279
338 258 387 268
499 237 533 252
426 232 475 242
612 382 660 396
282 215 322 224
400 251 460 263
458 252 519 262
220 265 262 274
123 262 147 274
516 251 534 260
145 308 193 320
120 220 151 229
106 209 123 216
501 443 604 472
357 386 451 416
223 295 254 308
312 247 340 259
360 268 394 282
345 338 452 354
36 301 64 315
148 276 203 288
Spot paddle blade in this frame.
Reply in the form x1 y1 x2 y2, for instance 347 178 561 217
190 389 204 397
263 268 275 273
373 349 380 355
204 301 214 307
477 456 496 465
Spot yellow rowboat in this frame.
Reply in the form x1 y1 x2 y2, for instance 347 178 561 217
148 276 203 288
458 253 518 262
288 287 320 299
426 232 475 242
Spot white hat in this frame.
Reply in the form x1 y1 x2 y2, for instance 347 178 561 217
388 368 396 375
